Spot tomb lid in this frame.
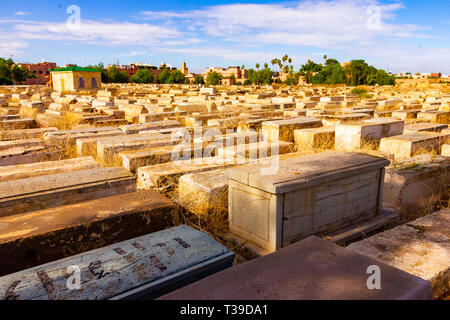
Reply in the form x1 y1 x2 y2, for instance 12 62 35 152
159 236 432 300
262 117 321 127
0 225 233 300
226 151 390 194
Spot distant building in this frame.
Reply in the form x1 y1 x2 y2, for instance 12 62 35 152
16 61 57 85
50 66 101 92
202 66 247 82
430 73 442 78
221 78 235 86
181 61 189 75
109 62 178 79
17 61 57 78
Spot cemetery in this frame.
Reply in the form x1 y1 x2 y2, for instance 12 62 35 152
0 81 448 300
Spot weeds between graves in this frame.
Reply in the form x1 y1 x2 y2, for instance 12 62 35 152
398 163 449 222
49 113 80 131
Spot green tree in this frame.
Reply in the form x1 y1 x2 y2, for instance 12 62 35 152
11 65 32 82
167 70 185 84
117 71 130 83
348 60 370 86
0 58 14 80
193 74 205 84
157 68 170 84
131 69 154 84
206 71 222 85
325 58 339 66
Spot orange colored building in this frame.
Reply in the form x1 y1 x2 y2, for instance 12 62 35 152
17 62 57 78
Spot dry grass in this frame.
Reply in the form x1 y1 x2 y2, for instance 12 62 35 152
48 113 80 131
397 162 449 222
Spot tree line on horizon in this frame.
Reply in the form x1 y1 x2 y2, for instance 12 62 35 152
1 56 395 87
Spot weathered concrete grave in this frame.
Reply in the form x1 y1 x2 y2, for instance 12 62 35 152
43 127 122 146
0 225 234 300
0 127 58 141
119 120 181 134
178 170 228 216
348 209 449 299
0 119 36 130
160 236 432 300
137 157 236 190
335 118 404 151
261 117 322 142
96 133 182 163
0 167 136 217
0 156 98 182
0 145 61 167
379 132 450 160
404 123 448 133
227 152 389 252
218 140 294 160
383 155 449 210
294 126 335 150
417 110 450 124
392 109 421 120
0 189 178 277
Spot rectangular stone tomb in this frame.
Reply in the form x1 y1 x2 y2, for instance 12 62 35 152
0 138 43 151
0 167 136 217
261 117 322 142
404 123 448 133
119 144 202 173
178 170 228 216
226 152 389 252
0 146 61 167
0 224 234 300
159 236 432 300
379 132 450 160
137 157 236 189
417 111 450 124
0 127 58 141
0 119 36 130
217 140 293 160
119 120 181 134
96 133 182 163
294 126 335 150
43 127 122 146
0 189 177 276
348 209 449 299
383 155 449 209
335 118 404 151
0 156 98 182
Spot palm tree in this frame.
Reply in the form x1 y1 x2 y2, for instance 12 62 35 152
256 63 260 70
288 58 292 64
277 60 283 70
282 54 288 63
264 63 268 69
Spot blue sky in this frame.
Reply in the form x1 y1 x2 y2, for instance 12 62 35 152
1 0 449 74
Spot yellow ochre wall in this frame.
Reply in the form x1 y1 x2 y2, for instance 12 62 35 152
51 71 102 92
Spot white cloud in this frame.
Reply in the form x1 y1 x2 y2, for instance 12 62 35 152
13 11 31 16
107 50 147 58
141 0 426 48
0 18 181 46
